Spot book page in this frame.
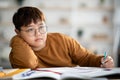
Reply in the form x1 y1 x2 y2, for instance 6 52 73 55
13 69 61 80
12 67 120 80
36 67 120 79
13 67 73 79
61 67 120 79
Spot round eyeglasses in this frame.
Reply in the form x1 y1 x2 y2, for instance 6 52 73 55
21 25 47 36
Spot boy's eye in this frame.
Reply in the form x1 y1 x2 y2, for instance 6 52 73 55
39 26 44 28
26 29 34 32
39 26 43 29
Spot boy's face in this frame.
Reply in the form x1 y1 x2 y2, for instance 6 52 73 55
16 21 47 50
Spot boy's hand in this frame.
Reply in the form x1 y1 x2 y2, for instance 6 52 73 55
100 56 114 68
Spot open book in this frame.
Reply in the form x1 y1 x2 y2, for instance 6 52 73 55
1 67 120 80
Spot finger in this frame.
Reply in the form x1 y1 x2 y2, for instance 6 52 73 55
100 64 104 68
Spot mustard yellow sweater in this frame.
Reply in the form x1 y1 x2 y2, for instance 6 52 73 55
9 33 102 69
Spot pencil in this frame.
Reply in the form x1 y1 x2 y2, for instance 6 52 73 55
104 51 107 60
102 51 107 64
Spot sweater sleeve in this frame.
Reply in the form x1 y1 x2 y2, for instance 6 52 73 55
64 35 103 67
9 35 39 69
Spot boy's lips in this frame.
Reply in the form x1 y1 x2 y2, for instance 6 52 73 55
35 38 43 41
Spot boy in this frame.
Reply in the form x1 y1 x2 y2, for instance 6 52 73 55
9 6 114 69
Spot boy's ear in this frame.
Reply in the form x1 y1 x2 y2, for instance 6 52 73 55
15 29 20 35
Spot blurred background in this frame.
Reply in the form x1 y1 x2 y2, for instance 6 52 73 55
0 0 120 68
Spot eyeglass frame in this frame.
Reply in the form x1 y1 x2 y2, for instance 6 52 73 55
20 25 47 36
